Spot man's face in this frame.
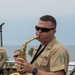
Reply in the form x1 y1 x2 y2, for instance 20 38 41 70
14 51 20 61
35 20 56 43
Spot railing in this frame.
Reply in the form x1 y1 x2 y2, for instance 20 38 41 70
68 62 75 75
4 61 75 75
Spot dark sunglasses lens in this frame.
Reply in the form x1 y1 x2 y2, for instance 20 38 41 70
41 28 50 32
14 55 19 57
35 26 40 30
35 26 50 32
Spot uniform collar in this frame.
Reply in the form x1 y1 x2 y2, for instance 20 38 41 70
35 36 56 50
45 36 56 50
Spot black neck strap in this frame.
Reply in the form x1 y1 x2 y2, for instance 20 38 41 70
30 44 47 64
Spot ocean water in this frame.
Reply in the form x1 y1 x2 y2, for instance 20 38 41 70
3 45 75 62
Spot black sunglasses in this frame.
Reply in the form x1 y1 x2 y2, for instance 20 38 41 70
13 54 20 58
35 26 55 32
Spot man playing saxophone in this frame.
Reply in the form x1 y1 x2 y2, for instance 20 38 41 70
16 15 69 75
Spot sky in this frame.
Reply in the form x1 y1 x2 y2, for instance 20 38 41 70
0 0 75 46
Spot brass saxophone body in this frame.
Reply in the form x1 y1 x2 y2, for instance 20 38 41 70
12 36 38 75
20 36 38 60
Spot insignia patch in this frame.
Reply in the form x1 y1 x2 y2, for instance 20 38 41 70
39 55 48 61
38 54 44 59
0 53 3 60
43 56 48 60
60 54 66 63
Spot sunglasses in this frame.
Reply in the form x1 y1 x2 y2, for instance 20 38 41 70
13 54 20 58
35 26 55 32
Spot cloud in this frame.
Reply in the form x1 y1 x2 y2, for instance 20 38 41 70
0 0 75 19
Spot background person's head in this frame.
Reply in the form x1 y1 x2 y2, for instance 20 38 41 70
35 15 57 45
13 49 21 61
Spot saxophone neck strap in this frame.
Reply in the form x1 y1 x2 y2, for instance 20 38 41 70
30 44 47 64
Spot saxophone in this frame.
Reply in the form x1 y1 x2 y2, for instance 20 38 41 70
12 36 38 75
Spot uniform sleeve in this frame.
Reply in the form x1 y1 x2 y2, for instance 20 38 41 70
50 47 69 73
0 49 7 68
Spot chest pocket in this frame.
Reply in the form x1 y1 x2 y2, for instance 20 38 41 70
40 55 49 66
36 49 50 67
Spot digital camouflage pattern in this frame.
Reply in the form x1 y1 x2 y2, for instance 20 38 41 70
0 47 7 68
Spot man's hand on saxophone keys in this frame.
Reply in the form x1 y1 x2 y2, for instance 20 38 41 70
16 57 35 73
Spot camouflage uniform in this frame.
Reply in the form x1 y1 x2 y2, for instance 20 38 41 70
0 47 7 68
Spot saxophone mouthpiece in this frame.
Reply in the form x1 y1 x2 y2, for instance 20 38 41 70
35 35 39 39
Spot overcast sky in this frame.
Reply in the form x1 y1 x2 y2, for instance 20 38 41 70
0 0 75 46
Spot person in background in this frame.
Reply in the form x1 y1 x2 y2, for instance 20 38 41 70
10 49 21 75
16 15 69 75
12 49 21 68
0 47 7 68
